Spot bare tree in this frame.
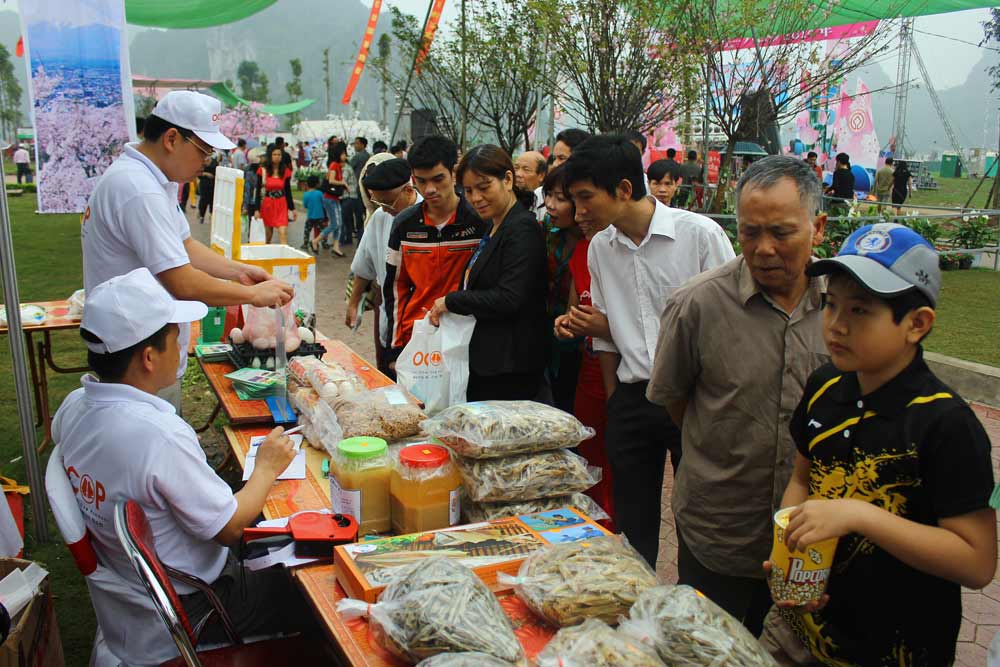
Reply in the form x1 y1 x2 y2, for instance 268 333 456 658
694 2 900 208
529 0 703 134
386 1 545 155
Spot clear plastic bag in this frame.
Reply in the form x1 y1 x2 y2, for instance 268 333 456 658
332 386 427 442
288 384 343 453
421 401 595 459
416 653 518 667
287 356 365 400
497 535 658 627
454 449 600 502
463 493 609 524
243 302 300 351
336 557 523 664
535 619 665 667
618 585 778 667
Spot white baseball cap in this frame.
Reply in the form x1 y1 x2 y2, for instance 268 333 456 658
82 268 208 354
151 90 236 150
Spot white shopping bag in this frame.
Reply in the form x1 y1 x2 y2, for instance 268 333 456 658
396 313 475 414
249 214 266 243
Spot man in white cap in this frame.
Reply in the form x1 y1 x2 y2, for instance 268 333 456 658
82 90 294 412
52 268 316 651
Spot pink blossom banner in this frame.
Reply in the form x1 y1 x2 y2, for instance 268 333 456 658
19 0 135 213
721 21 879 51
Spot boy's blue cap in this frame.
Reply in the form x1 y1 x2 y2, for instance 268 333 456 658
807 223 940 306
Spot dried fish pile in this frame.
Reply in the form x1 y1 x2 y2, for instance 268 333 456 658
332 387 426 441
535 619 665 667
338 558 523 664
421 401 594 458
462 493 609 523
618 585 778 667
415 652 517 667
501 536 658 627
454 449 600 503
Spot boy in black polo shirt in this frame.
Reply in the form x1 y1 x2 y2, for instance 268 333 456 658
761 223 996 666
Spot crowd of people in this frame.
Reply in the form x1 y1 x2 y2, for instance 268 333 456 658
54 89 995 667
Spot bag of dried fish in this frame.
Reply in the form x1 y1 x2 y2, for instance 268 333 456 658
421 401 595 458
462 493 609 523
416 652 517 667
535 619 665 667
497 535 658 627
332 386 427 442
454 449 600 503
618 585 778 667
337 557 523 664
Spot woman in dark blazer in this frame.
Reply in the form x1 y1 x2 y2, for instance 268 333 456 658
428 145 549 401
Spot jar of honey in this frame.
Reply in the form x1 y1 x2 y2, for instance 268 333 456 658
390 444 461 535
330 436 391 535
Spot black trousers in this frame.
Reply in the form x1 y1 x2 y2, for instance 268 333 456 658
550 346 582 414
466 370 543 402
677 528 772 637
605 380 681 568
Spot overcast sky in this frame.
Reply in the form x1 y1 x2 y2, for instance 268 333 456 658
3 0 993 90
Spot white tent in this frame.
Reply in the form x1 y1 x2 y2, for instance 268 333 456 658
292 118 388 146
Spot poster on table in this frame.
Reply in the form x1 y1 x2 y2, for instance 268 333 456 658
18 0 136 213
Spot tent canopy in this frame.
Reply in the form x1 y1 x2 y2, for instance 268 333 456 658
125 0 277 29
701 0 996 34
207 83 316 116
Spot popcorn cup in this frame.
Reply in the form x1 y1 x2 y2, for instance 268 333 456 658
768 506 838 605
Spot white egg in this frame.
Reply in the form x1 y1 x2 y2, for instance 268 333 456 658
286 336 301 353
252 337 269 350
250 357 262 369
266 336 277 349
229 327 245 344
320 382 340 400
298 327 315 344
265 356 275 370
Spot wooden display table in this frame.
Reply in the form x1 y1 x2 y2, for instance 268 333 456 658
0 299 88 451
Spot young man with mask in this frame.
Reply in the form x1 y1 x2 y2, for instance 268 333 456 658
562 135 734 568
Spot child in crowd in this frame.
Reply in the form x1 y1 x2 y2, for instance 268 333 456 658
300 175 327 253
646 159 681 208
762 223 996 666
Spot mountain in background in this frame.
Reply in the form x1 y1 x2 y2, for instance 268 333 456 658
2 4 999 153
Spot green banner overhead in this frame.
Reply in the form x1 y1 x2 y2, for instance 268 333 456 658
791 0 996 29
207 83 316 116
124 0 277 28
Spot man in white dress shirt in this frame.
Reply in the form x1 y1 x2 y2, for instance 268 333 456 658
514 150 547 221
563 134 735 566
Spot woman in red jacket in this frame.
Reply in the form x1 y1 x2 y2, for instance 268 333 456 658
550 166 615 525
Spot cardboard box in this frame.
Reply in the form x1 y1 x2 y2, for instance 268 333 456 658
334 507 610 603
0 558 64 667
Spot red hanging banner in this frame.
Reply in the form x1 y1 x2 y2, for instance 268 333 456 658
341 0 383 105
415 0 447 73
15 36 24 58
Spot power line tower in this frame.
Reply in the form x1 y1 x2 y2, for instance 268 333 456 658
909 33 966 171
891 19 913 159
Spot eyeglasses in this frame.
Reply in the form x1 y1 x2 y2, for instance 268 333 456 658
183 134 213 158
370 187 407 210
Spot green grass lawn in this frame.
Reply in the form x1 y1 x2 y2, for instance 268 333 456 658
0 191 997 663
909 176 996 210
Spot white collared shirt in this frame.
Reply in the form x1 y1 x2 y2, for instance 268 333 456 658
533 185 546 222
588 197 735 384
13 148 29 164
82 143 193 379
53 376 236 594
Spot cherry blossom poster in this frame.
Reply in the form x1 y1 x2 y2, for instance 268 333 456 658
19 0 135 213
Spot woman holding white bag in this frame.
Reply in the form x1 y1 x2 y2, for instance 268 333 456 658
428 145 549 402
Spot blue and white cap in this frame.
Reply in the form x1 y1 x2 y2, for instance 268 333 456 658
807 223 940 306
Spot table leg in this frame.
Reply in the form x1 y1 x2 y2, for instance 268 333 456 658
35 338 51 454
24 332 42 428
42 330 89 374
195 401 222 434
213 448 233 475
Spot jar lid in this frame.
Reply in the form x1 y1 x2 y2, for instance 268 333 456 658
399 444 449 469
338 436 388 459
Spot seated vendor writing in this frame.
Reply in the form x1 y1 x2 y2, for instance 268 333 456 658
52 268 317 646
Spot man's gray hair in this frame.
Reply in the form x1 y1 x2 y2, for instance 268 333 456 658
735 155 823 216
